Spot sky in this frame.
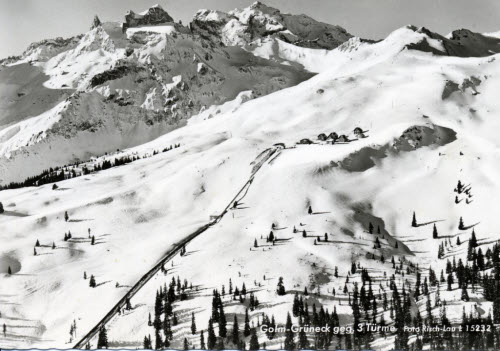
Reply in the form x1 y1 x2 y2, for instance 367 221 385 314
1 0 499 58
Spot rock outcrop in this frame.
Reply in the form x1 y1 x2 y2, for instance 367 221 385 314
406 26 500 57
90 15 102 30
122 4 174 31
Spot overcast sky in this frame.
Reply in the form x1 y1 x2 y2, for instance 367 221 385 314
1 0 499 58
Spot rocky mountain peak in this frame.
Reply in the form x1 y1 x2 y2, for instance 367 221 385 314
191 1 352 49
90 15 102 30
404 24 500 57
123 4 174 31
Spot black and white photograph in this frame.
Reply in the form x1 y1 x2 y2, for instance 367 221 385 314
0 0 500 350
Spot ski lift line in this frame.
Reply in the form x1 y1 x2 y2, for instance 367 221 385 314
73 146 279 348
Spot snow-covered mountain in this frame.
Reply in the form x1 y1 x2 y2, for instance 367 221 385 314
0 3 317 184
1 2 500 350
191 1 352 49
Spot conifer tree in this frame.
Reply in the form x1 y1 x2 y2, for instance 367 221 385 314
461 284 470 301
52 241 56 249
89 275 96 288
143 335 152 349
298 320 309 349
8 266 11 275
244 308 251 337
249 328 259 350
231 315 239 346
35 239 40 247
65 211 69 222
433 224 438 239
34 247 37 256
254 239 258 248
191 312 197 335
412 212 417 227
293 292 300 316
457 236 461 245
200 330 206 350
284 312 295 350
493 297 500 323
163 315 173 342
207 319 216 349
438 242 445 259
459 217 465 230
84 271 87 279
97 326 108 349
183 337 189 350
268 231 274 242
91 235 95 245
154 330 163 350
218 304 227 337
467 240 474 261
308 206 313 215
368 222 374 234
470 229 478 247
447 273 454 291
0 202 3 214
277 277 286 295
269 315 276 339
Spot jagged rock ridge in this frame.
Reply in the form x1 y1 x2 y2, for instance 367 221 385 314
123 4 174 31
191 1 352 49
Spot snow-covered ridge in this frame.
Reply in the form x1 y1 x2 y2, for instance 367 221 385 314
0 3 320 184
0 100 69 158
123 4 174 30
191 1 352 50
4 36 82 65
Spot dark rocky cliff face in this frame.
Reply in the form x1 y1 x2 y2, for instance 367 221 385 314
406 26 500 57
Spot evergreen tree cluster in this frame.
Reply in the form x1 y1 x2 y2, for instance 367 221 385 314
146 275 193 349
0 144 182 192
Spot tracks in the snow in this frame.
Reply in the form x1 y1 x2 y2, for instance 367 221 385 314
73 147 279 348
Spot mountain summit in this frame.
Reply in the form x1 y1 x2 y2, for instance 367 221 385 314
191 1 352 49
123 4 175 31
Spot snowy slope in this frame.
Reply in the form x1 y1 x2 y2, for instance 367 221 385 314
0 21 499 349
0 4 314 185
